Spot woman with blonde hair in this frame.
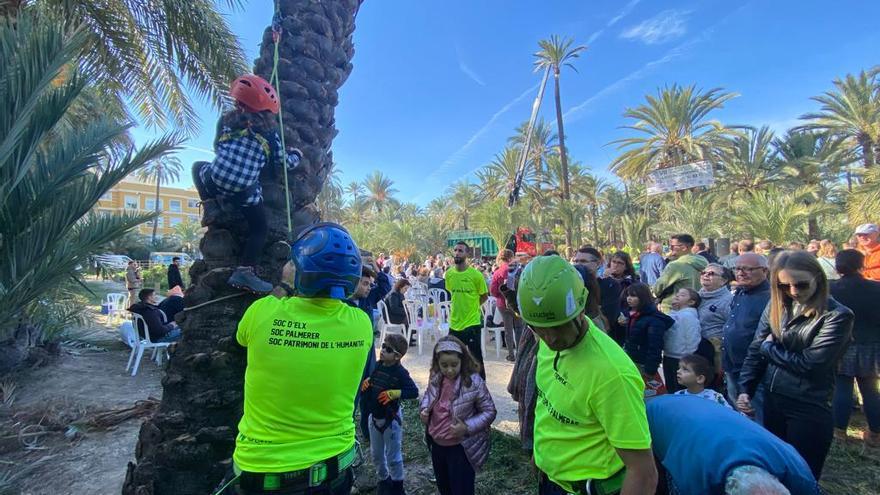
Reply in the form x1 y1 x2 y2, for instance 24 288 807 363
816 239 839 280
738 250 853 479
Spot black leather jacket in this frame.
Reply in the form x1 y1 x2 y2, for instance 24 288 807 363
739 297 853 407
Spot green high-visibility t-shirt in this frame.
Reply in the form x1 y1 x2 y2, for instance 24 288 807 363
233 295 372 473
445 266 488 330
533 320 652 492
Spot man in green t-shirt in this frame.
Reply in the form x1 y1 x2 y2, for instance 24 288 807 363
444 241 488 377
222 223 371 495
517 255 658 495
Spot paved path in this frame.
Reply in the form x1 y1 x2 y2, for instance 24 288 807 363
398 336 521 438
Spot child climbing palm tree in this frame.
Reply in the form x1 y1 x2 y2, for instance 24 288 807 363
192 74 301 294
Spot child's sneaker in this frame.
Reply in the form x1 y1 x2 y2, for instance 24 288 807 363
228 266 273 294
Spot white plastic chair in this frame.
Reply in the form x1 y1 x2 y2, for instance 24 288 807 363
377 301 407 348
127 313 172 377
403 299 429 356
106 292 128 324
481 297 506 358
428 288 448 305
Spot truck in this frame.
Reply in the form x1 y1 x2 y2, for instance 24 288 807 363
445 227 554 258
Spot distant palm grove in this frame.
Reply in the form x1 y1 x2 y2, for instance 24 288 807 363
319 49 880 260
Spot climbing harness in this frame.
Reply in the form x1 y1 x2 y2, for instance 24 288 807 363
270 3 294 238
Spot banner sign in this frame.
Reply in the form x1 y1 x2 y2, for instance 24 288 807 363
646 161 714 195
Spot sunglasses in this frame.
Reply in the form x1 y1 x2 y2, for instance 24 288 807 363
381 344 401 356
777 281 813 291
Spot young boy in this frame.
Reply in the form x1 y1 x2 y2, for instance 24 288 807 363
663 288 702 393
361 334 419 495
675 354 733 409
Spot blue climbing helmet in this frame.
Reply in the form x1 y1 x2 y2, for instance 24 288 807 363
291 222 362 300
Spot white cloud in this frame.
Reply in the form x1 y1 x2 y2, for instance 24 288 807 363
417 82 539 195
620 10 690 45
586 0 642 45
455 43 486 87
184 145 215 156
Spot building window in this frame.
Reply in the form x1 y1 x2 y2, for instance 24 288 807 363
187 199 199 209
152 216 163 228
169 199 182 212
145 198 162 211
100 192 112 201
170 217 182 227
189 215 199 222
124 195 139 209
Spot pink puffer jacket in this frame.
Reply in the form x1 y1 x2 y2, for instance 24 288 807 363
419 373 497 471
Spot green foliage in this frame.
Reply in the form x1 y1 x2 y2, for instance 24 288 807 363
0 10 179 333
13 0 249 134
472 198 524 254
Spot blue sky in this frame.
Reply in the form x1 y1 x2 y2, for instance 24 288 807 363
133 0 880 206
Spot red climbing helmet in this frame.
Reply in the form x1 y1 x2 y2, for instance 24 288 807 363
230 74 279 114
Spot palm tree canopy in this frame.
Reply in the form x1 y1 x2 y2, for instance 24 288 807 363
12 0 249 134
797 70 880 167
609 84 739 179
534 35 587 74
363 170 398 213
137 155 183 185
716 126 781 196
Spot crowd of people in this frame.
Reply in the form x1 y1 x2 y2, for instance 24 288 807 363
123 76 880 495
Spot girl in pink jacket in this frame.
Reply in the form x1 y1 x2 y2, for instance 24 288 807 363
419 336 497 495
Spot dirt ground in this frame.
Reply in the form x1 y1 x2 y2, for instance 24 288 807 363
1 281 878 494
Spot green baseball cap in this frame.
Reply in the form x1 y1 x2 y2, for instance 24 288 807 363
516 255 587 327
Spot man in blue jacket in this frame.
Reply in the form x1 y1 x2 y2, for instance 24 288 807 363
648 395 819 495
721 253 770 414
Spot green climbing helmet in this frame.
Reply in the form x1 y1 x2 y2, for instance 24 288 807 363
516 255 588 327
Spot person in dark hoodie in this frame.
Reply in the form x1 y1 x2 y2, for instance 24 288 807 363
129 289 180 343
622 283 674 385
383 279 411 327
352 253 393 444
361 334 419 495
167 256 184 290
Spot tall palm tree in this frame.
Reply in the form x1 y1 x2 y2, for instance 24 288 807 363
124 1 363 493
534 35 586 201
508 118 558 184
448 180 479 230
137 155 182 245
798 70 880 168
317 166 345 222
172 220 203 256
658 191 723 239
363 170 399 214
609 84 739 180
731 186 832 244
774 130 848 238
3 0 248 133
1 10 176 335
472 198 524 254
344 180 365 206
716 126 781 200
476 147 539 200
577 172 608 244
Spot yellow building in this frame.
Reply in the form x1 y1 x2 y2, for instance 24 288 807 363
96 179 202 236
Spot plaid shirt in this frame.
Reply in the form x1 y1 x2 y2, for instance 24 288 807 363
200 127 299 206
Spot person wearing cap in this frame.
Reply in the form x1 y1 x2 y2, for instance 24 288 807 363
855 223 880 281
517 255 657 495
222 223 371 495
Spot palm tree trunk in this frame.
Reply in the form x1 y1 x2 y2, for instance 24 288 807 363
122 1 361 494
808 216 819 240
553 69 570 201
860 134 875 168
591 205 599 244
151 177 160 245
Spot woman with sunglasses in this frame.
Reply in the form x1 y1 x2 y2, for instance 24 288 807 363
738 250 853 480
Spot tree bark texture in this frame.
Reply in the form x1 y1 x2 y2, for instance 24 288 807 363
122 1 361 494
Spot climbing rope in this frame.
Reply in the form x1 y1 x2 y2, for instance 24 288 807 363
183 292 249 312
270 4 294 238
